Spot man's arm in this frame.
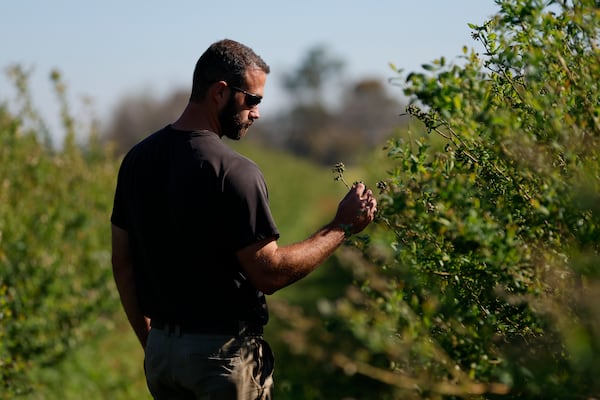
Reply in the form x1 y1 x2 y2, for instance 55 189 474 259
237 183 377 295
111 224 150 348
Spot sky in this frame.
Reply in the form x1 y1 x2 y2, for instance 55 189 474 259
0 0 500 143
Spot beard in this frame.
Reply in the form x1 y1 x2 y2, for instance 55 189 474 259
219 95 252 140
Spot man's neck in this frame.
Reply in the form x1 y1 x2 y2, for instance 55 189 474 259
171 102 221 135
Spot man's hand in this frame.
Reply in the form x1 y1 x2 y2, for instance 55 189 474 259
332 182 378 235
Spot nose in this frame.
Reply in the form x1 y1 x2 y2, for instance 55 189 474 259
249 107 260 121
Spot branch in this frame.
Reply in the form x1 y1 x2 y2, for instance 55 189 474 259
332 352 510 396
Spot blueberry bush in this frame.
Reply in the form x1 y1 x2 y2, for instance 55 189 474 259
274 1 600 398
0 67 118 398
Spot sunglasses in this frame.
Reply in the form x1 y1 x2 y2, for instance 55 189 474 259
230 86 262 107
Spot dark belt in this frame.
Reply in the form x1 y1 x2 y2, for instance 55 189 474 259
150 319 263 337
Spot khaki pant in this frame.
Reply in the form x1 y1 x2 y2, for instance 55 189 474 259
144 328 274 400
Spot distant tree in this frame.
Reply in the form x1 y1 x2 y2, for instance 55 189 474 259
339 78 406 147
257 77 405 165
281 44 345 105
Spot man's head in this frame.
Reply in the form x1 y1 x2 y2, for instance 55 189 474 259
190 39 269 139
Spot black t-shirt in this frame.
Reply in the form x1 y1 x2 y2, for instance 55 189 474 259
111 126 279 325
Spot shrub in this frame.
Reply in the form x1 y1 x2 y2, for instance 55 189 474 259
0 67 118 397
278 1 600 398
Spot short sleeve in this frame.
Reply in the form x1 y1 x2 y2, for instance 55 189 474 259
223 159 279 250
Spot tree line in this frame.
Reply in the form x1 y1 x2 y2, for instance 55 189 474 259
101 44 406 166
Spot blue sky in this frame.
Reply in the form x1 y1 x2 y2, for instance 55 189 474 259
1 0 499 142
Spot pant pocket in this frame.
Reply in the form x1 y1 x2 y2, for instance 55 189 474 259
249 338 275 389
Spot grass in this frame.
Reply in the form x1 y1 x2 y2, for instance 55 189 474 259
27 314 149 400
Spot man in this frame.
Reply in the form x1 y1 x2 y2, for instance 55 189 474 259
111 38 377 400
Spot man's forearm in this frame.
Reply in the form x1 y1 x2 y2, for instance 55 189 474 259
113 264 150 348
111 224 149 348
238 223 346 294
276 223 346 280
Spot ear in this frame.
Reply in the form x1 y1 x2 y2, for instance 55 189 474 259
210 81 229 109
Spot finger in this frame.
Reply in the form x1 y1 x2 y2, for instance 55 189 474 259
344 184 360 199
353 182 366 195
367 199 377 214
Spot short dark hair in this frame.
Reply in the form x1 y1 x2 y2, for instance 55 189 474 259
190 39 270 103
